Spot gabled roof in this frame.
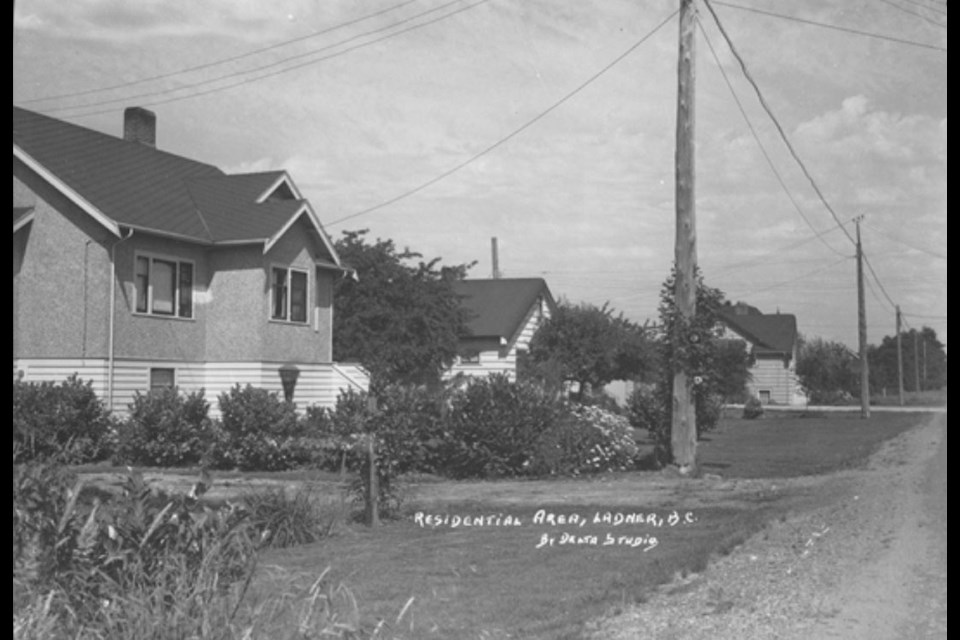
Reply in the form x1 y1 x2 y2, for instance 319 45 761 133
13 106 340 263
452 278 556 340
718 307 798 355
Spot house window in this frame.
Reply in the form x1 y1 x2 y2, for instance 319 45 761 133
460 351 481 365
758 390 771 404
135 254 194 318
149 368 175 391
271 267 308 323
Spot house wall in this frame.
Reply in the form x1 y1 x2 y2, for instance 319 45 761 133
446 294 551 382
13 357 369 416
262 218 332 364
112 234 210 362
747 356 795 405
205 246 266 362
12 171 114 360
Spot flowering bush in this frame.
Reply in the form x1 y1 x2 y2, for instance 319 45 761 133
530 405 638 476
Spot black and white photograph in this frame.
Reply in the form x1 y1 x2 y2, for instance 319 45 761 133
14 1 946 638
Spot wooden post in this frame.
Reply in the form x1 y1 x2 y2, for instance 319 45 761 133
364 395 379 528
365 435 379 527
671 0 698 473
855 216 870 418
896 305 904 407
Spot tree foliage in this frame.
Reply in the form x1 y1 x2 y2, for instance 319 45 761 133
332 230 474 392
795 335 860 404
868 326 947 393
523 300 654 398
652 266 750 454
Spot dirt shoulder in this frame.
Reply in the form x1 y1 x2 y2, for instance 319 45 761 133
587 412 948 640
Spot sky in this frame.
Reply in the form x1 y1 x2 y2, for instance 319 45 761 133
13 0 948 350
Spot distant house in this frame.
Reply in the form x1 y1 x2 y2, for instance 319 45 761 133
446 278 557 381
717 302 807 406
13 106 368 415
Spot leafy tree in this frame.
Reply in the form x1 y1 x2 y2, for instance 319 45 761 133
868 326 947 393
332 230 474 392
795 335 860 404
651 266 750 457
523 300 654 400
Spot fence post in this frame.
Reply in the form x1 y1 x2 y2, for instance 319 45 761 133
364 396 380 528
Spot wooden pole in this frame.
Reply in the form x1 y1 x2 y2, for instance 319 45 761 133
855 216 870 418
914 330 921 393
896 305 904 406
365 396 379 527
671 0 698 473
365 434 379 527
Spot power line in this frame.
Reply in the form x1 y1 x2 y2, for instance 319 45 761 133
21 0 420 105
897 0 949 16
703 0 858 248
863 270 896 314
862 220 947 259
45 0 491 119
861 251 899 310
877 0 948 28
325 9 680 227
712 1 947 52
727 255 852 297
697 18 848 257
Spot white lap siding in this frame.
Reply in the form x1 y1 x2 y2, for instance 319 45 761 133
13 358 369 417
747 357 795 405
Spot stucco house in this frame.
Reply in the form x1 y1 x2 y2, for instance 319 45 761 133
445 278 557 381
13 106 368 415
717 302 807 406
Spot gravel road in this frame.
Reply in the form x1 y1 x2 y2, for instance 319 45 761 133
588 412 948 640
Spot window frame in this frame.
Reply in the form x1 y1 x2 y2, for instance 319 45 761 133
149 367 176 392
270 265 310 324
133 252 196 320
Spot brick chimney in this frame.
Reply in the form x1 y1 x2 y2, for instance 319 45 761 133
123 107 156 147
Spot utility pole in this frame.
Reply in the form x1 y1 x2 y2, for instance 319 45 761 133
914 330 921 393
896 305 904 406
671 0 698 473
855 216 870 418
922 338 927 391
491 237 501 279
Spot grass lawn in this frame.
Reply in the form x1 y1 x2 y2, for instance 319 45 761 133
255 503 778 639
698 410 936 478
241 410 932 639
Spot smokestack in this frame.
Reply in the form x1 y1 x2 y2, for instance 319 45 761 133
491 237 500 279
124 107 156 148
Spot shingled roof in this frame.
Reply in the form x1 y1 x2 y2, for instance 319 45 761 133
13 106 339 261
718 307 798 356
452 278 556 340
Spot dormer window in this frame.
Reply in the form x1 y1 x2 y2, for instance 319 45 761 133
135 253 194 318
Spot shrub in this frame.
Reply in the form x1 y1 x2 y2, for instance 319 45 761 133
369 384 450 476
742 396 764 419
210 385 305 471
627 384 665 433
13 375 113 464
530 404 639 476
446 374 562 478
114 387 214 467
